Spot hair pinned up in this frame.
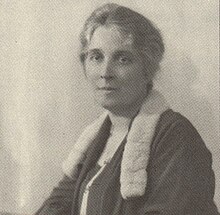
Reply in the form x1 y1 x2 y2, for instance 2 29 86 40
79 3 165 79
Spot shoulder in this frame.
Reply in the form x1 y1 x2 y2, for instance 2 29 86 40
151 109 211 160
154 108 203 141
156 108 196 132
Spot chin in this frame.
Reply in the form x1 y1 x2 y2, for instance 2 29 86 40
96 98 123 112
100 102 118 111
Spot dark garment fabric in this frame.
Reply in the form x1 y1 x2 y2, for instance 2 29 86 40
77 164 101 214
35 109 219 215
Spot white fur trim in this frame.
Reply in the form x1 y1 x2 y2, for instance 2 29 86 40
62 90 169 198
62 112 108 178
120 90 168 198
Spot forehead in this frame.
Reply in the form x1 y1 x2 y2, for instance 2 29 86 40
88 25 135 53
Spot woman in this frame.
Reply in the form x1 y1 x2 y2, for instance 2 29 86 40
36 3 219 215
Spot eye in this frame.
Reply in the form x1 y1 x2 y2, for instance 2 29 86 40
118 55 132 64
88 53 103 62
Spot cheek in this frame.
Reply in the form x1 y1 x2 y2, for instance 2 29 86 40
126 77 147 93
85 65 99 83
121 66 147 88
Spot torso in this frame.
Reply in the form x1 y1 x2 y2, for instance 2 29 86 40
97 130 128 166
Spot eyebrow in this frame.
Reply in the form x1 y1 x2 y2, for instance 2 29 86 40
113 50 134 57
87 49 134 56
87 49 103 55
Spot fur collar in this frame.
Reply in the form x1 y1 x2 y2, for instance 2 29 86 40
62 90 169 199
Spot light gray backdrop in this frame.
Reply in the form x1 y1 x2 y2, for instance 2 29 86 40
0 0 219 213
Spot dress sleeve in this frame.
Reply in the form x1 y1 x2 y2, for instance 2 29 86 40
143 119 219 215
35 164 82 215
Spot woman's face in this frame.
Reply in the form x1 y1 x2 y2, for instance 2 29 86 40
84 25 151 113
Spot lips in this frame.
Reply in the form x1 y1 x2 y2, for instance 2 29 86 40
98 87 117 91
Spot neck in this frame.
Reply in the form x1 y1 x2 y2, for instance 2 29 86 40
108 112 132 134
108 99 145 134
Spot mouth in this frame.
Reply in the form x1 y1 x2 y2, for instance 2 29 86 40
98 87 117 91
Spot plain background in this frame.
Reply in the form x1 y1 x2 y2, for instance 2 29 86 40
0 0 219 213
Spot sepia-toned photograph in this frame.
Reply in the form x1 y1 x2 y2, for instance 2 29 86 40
0 0 219 214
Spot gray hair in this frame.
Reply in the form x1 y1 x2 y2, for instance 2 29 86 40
79 3 165 82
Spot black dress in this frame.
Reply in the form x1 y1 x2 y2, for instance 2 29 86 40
35 109 219 215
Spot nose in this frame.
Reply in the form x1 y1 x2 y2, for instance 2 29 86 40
100 60 114 80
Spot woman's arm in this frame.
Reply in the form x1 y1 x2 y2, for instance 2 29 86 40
143 118 219 215
35 164 82 215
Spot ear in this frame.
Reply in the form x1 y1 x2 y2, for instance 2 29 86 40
80 52 85 63
79 53 88 78
143 59 159 81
